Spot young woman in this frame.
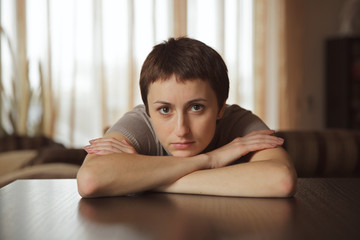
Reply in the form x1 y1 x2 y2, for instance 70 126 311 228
77 37 297 198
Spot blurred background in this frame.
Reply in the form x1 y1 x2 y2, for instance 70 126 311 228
0 0 359 148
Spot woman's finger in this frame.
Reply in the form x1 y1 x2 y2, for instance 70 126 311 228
85 137 137 154
243 136 284 146
228 135 283 157
245 129 275 137
234 134 283 145
91 137 134 149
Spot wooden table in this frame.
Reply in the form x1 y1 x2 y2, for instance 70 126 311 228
0 178 359 240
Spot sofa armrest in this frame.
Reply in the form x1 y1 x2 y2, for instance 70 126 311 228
0 163 80 188
276 129 360 177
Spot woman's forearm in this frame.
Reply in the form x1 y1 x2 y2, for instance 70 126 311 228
156 149 297 197
77 153 210 198
77 135 295 198
156 161 295 197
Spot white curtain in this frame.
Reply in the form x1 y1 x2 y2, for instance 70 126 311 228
187 0 254 111
0 0 255 147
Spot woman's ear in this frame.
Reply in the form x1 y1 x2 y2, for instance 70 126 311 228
217 103 226 120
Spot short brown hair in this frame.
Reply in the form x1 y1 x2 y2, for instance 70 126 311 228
139 37 229 114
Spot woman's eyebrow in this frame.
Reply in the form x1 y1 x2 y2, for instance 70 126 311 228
153 98 207 105
153 101 171 105
187 98 207 104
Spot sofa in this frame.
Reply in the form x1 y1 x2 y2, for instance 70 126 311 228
0 135 86 188
1 129 359 188
275 129 360 177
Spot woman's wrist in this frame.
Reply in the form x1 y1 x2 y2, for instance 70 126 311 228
182 153 211 171
196 152 213 169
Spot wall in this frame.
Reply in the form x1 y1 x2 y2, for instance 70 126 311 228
300 0 346 129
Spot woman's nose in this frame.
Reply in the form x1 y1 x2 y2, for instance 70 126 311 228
175 114 190 137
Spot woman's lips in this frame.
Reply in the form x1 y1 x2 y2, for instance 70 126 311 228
172 142 195 150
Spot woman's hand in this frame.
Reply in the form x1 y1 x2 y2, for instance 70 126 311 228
205 129 284 169
84 137 137 155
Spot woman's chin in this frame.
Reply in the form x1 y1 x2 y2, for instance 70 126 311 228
170 150 199 158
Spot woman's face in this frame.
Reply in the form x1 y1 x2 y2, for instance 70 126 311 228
147 75 224 157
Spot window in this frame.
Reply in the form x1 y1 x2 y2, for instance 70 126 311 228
0 0 254 147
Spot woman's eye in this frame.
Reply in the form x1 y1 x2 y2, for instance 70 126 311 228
191 104 204 112
159 107 170 115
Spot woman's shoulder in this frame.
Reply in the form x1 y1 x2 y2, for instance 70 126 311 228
107 104 163 155
218 104 269 137
124 104 147 117
109 105 150 129
222 104 254 119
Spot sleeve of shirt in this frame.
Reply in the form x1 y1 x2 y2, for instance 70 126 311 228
105 105 159 155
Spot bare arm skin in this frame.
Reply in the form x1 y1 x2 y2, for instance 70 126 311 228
77 146 210 198
155 147 297 197
77 130 296 198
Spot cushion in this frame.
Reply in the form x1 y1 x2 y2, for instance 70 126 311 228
0 150 38 177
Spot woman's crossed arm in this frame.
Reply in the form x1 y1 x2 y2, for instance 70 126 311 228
77 130 296 198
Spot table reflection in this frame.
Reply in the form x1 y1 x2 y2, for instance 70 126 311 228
78 193 295 239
